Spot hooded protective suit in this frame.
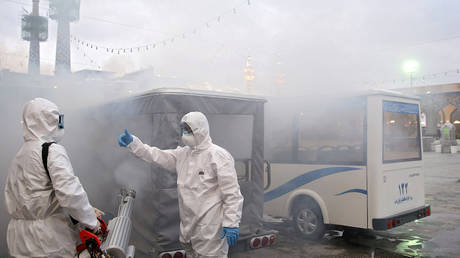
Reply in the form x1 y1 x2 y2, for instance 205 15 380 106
4 98 98 258
126 112 244 257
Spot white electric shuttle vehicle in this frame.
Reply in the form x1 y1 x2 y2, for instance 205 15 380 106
263 90 431 239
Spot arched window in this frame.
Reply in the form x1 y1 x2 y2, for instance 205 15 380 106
451 109 460 139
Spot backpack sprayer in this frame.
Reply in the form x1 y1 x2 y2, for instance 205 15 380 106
76 189 136 258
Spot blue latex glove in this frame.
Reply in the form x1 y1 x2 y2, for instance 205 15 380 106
118 129 133 147
221 227 239 246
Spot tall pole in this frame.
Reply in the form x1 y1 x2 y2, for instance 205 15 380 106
403 60 418 89
28 0 40 75
55 17 71 75
51 0 79 75
410 72 413 88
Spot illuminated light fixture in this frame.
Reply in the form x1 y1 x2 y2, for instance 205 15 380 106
390 120 396 124
403 59 419 87
403 60 419 74
454 120 460 124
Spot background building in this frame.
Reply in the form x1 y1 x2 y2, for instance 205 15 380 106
395 83 460 149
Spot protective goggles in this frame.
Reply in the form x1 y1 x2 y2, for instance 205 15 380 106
179 122 193 136
58 114 64 129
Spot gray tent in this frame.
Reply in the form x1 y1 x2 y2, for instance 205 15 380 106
73 88 273 256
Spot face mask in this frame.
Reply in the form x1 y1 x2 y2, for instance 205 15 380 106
182 133 196 147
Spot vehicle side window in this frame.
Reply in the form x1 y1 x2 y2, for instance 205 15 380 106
296 98 366 165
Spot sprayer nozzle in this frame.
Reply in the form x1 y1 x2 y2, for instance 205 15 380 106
120 188 136 199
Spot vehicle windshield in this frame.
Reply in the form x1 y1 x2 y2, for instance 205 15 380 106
383 101 421 163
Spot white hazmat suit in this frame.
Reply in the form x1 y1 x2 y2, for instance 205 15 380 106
126 112 244 258
4 98 98 257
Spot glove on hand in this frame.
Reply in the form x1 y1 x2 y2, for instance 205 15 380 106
118 129 133 147
221 227 239 246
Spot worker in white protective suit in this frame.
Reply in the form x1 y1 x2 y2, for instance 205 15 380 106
118 111 244 258
4 98 103 258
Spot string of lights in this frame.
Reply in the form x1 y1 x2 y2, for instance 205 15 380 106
71 41 102 70
362 68 460 88
69 0 251 56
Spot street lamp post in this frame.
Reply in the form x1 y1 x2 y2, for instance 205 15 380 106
410 72 413 87
403 60 419 87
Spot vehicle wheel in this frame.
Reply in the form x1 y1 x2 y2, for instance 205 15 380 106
292 198 325 240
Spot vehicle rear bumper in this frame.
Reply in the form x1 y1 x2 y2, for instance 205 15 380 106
372 205 431 230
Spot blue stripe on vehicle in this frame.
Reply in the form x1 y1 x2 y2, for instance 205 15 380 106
264 167 360 202
335 189 367 196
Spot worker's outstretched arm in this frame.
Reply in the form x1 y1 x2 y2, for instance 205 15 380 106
215 151 244 228
48 144 98 229
119 129 178 171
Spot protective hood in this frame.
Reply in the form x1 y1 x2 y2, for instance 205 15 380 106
22 98 64 143
180 112 212 150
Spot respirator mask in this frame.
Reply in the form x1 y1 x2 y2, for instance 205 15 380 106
180 122 197 147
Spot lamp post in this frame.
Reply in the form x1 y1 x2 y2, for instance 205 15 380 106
403 60 419 87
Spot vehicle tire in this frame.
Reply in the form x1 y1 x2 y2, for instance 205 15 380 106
292 197 325 240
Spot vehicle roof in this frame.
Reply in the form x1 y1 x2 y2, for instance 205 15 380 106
266 88 420 105
310 88 420 100
135 87 267 102
365 89 420 100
